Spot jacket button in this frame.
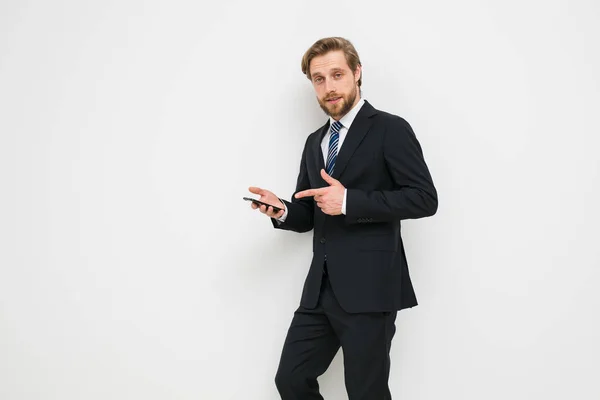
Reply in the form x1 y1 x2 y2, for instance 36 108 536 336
320 238 326 244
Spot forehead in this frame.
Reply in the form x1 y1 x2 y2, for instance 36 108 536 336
309 50 350 75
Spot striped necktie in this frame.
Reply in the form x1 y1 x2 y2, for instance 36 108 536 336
326 121 343 175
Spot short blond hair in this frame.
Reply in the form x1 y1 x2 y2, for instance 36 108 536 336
301 37 362 87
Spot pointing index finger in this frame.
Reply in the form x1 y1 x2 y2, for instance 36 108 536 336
295 188 324 199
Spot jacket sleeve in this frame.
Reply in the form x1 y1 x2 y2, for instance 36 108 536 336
345 117 438 224
270 136 315 233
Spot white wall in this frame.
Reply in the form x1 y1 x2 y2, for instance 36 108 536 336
1 1 599 399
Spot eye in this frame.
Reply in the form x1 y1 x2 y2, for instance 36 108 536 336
314 77 323 84
334 73 342 78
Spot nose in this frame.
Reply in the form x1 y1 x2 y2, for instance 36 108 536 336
324 78 336 93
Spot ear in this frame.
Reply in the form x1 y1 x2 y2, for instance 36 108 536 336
354 64 362 84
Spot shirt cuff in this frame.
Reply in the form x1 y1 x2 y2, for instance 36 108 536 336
342 189 347 215
276 200 288 223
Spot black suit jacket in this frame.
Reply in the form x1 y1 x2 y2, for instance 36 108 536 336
271 100 437 313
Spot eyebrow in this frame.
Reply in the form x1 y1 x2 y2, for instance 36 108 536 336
311 68 344 79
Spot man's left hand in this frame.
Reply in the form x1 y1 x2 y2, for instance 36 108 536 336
295 169 345 215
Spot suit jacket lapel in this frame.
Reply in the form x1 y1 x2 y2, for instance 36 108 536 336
313 122 329 174
331 100 377 180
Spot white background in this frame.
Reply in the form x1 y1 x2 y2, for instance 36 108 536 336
1 1 599 399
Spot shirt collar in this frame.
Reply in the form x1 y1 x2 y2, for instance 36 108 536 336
329 97 365 131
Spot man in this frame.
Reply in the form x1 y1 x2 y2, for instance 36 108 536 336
248 37 437 399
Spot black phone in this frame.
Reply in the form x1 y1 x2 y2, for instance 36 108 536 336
243 197 283 213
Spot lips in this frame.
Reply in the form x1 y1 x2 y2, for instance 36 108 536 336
327 97 342 104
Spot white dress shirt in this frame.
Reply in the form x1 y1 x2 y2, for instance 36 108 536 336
277 97 366 223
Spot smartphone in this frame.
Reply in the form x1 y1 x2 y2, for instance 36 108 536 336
243 197 284 213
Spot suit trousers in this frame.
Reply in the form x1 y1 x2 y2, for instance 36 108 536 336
275 262 398 399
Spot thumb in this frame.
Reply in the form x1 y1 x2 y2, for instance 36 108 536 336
248 186 264 195
321 169 341 186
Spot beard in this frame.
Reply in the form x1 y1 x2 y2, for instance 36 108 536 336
318 84 358 120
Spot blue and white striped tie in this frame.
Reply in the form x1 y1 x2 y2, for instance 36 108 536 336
326 121 343 175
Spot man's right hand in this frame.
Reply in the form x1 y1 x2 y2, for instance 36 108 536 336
248 187 286 219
